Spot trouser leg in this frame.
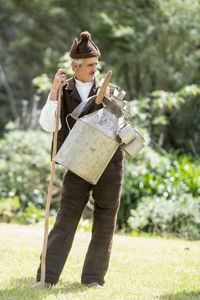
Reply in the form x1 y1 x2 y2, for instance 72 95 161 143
36 171 91 284
81 160 124 285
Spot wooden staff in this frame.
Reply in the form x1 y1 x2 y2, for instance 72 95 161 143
40 83 63 288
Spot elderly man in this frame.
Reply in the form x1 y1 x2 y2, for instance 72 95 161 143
33 31 124 288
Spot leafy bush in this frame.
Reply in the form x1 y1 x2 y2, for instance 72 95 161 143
0 197 20 222
127 194 200 240
1 130 200 240
118 143 200 238
0 130 65 221
14 202 46 224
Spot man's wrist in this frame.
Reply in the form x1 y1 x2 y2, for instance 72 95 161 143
49 89 58 101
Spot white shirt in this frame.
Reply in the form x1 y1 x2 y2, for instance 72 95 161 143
74 78 93 102
39 79 94 132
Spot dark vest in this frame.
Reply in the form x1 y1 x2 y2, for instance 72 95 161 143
53 76 123 162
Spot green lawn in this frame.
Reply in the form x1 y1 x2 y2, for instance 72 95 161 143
0 223 200 300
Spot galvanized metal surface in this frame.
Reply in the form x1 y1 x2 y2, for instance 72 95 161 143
55 118 119 184
81 108 119 140
70 95 96 120
118 124 136 144
123 130 145 158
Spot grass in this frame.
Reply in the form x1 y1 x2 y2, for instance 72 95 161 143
0 223 200 300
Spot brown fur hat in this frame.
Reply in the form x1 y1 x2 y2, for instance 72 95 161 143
69 31 101 59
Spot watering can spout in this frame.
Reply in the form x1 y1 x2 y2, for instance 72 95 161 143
95 70 112 104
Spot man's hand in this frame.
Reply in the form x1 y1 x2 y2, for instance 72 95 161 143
50 68 67 101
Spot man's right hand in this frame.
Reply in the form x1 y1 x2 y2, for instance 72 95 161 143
50 68 67 101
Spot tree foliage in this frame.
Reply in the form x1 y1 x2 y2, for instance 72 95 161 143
1 0 200 138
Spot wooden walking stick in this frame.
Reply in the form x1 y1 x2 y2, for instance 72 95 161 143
40 82 63 288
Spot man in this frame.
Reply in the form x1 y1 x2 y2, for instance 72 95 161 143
33 31 124 288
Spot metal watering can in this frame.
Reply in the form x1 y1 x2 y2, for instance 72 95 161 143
55 71 145 184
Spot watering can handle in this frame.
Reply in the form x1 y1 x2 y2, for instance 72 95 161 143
95 70 112 104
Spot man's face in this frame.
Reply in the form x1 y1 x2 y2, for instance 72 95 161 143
73 57 98 82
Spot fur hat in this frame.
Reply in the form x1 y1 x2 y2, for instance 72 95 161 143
69 31 100 59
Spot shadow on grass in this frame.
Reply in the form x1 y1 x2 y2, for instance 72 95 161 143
159 291 200 300
0 276 89 300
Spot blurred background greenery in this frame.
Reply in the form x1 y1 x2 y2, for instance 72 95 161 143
0 0 200 239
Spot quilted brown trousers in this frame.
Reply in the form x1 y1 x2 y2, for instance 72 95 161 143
36 158 124 285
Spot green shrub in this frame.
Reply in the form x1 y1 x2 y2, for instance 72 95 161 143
13 202 45 224
1 129 200 239
118 145 200 232
0 197 20 222
127 194 200 240
0 130 65 221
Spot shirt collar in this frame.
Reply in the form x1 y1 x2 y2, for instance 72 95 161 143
65 76 99 91
74 77 94 87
